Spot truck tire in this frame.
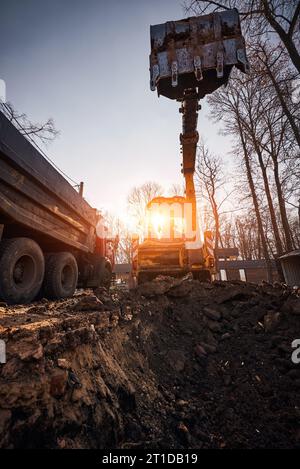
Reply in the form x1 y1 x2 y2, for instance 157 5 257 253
0 238 45 305
43 252 78 299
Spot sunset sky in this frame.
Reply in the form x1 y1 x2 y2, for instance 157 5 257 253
0 0 231 222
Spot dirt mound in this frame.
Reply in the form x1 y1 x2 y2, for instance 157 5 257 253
0 280 300 448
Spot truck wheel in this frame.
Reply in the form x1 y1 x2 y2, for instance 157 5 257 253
43 252 78 299
0 238 45 304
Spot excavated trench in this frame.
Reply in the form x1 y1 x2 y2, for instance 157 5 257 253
0 277 300 449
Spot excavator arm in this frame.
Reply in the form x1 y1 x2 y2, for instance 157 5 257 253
180 89 199 232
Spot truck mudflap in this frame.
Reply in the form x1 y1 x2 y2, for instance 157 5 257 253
150 9 249 100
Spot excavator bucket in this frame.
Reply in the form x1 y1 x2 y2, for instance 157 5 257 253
150 9 249 100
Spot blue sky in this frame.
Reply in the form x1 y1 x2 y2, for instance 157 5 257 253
0 0 230 220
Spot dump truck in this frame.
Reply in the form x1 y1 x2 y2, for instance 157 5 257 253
0 110 116 304
132 9 249 284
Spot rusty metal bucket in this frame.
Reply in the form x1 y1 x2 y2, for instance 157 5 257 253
150 9 249 100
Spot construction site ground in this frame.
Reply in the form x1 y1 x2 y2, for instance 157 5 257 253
0 276 300 449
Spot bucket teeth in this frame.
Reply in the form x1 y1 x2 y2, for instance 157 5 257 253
171 61 178 87
217 51 224 78
150 64 160 91
194 56 203 81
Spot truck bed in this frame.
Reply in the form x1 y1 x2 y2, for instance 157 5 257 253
0 111 97 253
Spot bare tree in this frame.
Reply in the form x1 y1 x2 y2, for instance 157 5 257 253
227 68 286 255
210 44 299 251
195 142 233 251
254 41 300 148
235 213 260 260
103 213 134 264
289 212 300 249
0 101 59 146
221 218 236 249
127 181 163 232
185 0 300 74
207 80 274 280
168 183 185 197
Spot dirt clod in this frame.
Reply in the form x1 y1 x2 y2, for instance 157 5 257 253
74 295 104 311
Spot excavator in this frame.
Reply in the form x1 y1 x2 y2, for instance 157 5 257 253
132 9 249 284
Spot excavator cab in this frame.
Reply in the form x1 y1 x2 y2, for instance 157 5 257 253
135 196 210 283
137 197 194 283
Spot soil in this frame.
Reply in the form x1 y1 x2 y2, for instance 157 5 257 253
0 277 300 449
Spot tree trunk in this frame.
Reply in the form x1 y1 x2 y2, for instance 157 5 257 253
272 156 293 251
238 123 273 282
254 145 284 256
263 0 300 75
257 230 262 259
263 58 300 148
211 197 221 275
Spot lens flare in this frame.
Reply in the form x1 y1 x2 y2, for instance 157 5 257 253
149 212 166 239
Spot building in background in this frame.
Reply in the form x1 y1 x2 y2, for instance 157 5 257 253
279 250 300 286
217 248 279 283
113 263 131 284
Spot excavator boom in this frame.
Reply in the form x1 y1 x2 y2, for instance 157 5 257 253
180 89 199 230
